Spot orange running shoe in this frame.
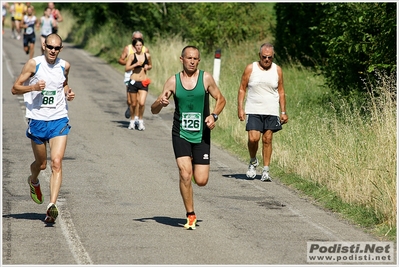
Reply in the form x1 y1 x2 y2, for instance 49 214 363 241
184 214 197 230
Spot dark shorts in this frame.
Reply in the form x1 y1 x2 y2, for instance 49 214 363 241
23 34 35 46
26 117 71 145
246 114 282 133
127 80 148 93
172 135 210 165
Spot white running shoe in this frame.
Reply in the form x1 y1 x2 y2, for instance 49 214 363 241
260 169 272 182
246 158 259 179
128 120 135 130
138 120 145 131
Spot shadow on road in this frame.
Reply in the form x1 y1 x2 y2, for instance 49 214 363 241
133 216 202 228
222 173 259 180
3 212 45 221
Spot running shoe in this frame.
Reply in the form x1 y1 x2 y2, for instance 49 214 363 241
124 107 130 119
44 203 58 223
246 158 259 179
128 120 135 130
138 120 145 131
184 214 197 230
27 176 43 204
260 169 272 182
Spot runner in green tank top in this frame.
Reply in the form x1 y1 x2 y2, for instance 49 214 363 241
174 69 208 143
151 46 226 229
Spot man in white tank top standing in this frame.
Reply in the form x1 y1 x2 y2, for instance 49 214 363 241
237 43 288 182
11 33 75 224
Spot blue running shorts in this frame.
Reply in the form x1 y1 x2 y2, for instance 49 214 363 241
26 117 71 144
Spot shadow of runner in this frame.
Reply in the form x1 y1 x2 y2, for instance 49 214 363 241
222 173 258 180
3 212 45 221
133 216 202 228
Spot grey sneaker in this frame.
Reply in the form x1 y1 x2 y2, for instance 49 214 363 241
260 168 272 182
246 158 259 179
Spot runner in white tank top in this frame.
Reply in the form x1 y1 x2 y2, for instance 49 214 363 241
245 62 280 116
11 33 75 224
237 43 288 182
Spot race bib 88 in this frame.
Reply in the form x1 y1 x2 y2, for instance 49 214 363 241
41 89 57 108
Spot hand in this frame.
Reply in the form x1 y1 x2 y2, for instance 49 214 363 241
35 80 46 91
159 96 169 107
66 88 75 101
205 115 216 130
280 114 288 124
238 109 245 121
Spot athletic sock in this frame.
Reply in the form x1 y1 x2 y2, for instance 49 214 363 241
186 211 195 217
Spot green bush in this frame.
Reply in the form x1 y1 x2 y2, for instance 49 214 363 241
274 3 397 94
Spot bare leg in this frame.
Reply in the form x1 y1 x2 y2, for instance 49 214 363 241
176 156 195 213
30 140 48 184
137 90 148 120
29 42 34 59
48 135 67 204
262 130 273 167
247 130 261 159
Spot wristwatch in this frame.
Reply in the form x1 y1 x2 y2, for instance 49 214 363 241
211 113 218 121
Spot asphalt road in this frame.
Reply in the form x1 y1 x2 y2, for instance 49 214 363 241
2 29 393 266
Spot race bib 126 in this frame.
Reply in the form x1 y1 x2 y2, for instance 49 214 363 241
182 112 201 131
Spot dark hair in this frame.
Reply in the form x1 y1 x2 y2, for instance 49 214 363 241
181 45 200 58
132 38 144 46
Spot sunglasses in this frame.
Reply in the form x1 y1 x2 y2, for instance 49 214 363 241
261 55 273 60
45 44 62 51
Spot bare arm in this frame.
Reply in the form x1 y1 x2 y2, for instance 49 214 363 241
204 72 226 128
56 9 63 22
62 61 75 101
237 63 252 121
117 45 129 65
151 75 176 114
277 66 288 124
11 59 46 95
143 53 152 71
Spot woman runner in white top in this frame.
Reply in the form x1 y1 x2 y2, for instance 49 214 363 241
39 7 55 54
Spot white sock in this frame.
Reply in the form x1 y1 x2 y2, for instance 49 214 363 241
134 116 139 121
263 166 269 172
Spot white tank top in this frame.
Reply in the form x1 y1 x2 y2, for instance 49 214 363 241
24 55 68 121
40 16 53 36
245 62 280 116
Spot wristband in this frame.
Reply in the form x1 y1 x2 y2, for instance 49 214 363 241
281 112 286 115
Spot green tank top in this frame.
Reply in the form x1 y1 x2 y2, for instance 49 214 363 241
172 70 210 143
